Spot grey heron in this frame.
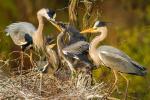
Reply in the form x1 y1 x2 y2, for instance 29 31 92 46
48 20 93 76
5 8 56 51
81 21 147 99
5 8 56 78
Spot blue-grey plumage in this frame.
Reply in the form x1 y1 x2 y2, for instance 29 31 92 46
62 41 89 57
5 22 35 50
5 8 56 51
57 31 76 74
63 25 94 69
81 21 146 76
62 41 92 67
47 21 92 66
64 24 86 44
98 45 146 76
81 21 147 99
48 21 86 44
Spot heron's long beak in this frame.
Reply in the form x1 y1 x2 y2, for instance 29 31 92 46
48 19 62 32
80 28 95 34
47 43 56 49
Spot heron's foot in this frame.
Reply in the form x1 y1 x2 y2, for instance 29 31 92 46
33 66 47 73
107 85 117 96
101 87 116 100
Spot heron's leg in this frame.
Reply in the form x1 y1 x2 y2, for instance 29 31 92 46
119 73 129 100
67 64 76 80
108 70 118 95
66 59 76 74
29 49 36 68
62 56 76 78
102 70 118 99
39 73 43 95
20 51 23 72
70 66 77 80
20 51 24 86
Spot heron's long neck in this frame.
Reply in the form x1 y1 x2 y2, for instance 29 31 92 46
57 32 65 57
33 14 44 50
37 15 44 35
89 27 108 65
57 31 74 71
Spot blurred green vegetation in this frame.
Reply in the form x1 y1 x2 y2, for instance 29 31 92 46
0 0 150 99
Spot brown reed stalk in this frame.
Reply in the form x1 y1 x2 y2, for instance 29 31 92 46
68 0 79 27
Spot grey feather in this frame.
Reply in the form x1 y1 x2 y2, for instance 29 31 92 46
62 41 89 56
59 23 86 44
98 46 131 60
97 45 146 76
56 23 93 69
5 22 36 46
62 41 93 68
67 27 86 44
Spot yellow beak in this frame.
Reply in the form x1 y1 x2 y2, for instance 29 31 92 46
47 43 56 49
48 20 62 32
80 28 95 34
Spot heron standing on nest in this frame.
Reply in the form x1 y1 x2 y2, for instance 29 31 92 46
5 8 56 76
5 8 56 51
81 21 147 99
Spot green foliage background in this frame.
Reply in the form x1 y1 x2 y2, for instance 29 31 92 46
0 0 149 99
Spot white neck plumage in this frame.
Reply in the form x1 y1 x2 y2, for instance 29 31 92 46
33 14 44 50
89 27 108 66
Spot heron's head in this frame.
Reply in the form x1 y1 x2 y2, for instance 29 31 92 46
37 8 67 32
80 21 108 34
37 8 56 20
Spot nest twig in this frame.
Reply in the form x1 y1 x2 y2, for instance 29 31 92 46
68 0 79 27
0 51 118 99
0 68 110 99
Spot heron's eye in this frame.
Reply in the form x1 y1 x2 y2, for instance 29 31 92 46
94 21 100 27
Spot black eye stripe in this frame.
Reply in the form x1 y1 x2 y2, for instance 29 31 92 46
94 21 107 27
47 9 55 18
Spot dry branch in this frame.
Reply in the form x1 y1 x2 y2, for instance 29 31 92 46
68 0 79 27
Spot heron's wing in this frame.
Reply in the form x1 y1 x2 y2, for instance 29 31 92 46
99 45 132 60
62 41 89 59
55 23 86 44
5 22 36 46
98 46 146 76
65 25 86 44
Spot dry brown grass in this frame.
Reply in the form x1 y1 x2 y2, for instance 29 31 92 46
0 1 121 99
0 67 107 99
0 51 122 100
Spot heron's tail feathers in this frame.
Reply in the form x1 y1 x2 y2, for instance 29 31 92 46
131 61 147 76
